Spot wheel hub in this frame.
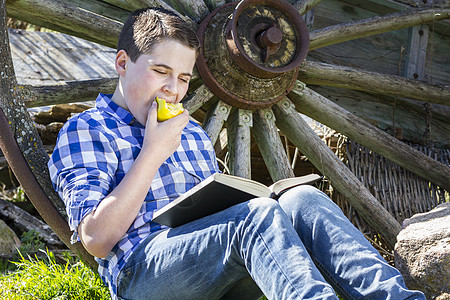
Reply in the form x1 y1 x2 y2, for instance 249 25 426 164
196 0 309 110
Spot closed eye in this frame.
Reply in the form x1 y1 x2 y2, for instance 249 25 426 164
153 69 167 75
179 77 190 83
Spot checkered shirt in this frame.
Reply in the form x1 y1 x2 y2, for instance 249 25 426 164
48 93 220 299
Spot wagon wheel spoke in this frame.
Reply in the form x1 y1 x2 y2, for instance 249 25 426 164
292 0 324 16
273 99 401 247
287 82 450 191
202 99 232 145
309 4 450 50
297 61 450 105
227 108 253 179
252 108 294 182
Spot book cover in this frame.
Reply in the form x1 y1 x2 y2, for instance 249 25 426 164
152 173 321 228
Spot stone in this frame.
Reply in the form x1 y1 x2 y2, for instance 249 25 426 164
395 202 450 300
0 219 21 256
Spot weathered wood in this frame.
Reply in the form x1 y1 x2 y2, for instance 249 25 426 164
161 0 209 23
227 108 252 179
273 98 401 247
202 100 232 146
288 84 450 191
123 0 198 29
293 0 323 16
183 84 214 114
0 198 64 248
1 1 61 213
309 4 450 50
252 108 294 182
20 78 117 108
1 0 96 268
405 24 429 80
309 85 450 149
6 0 124 48
101 0 136 11
297 61 450 106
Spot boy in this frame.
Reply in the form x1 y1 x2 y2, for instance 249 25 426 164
48 7 425 300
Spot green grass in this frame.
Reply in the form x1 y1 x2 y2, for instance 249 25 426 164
0 249 111 300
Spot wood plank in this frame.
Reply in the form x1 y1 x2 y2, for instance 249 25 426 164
273 98 401 247
227 108 252 179
288 84 450 191
252 108 294 182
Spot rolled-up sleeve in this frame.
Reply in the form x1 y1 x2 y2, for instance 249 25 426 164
48 116 118 243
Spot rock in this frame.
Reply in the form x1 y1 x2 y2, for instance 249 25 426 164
395 202 450 300
0 219 21 256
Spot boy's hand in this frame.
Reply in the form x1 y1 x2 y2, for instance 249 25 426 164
142 101 189 164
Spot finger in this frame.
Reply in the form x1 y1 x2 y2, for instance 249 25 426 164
146 101 158 127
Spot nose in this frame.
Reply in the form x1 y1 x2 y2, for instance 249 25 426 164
163 76 178 96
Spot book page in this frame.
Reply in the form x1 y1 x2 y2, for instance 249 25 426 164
269 174 322 196
215 173 271 198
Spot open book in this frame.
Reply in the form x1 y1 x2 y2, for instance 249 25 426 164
152 173 322 228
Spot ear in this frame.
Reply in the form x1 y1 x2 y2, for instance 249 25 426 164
115 50 128 77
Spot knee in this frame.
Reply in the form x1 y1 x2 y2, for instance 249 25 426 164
278 185 340 219
244 197 285 224
278 185 324 209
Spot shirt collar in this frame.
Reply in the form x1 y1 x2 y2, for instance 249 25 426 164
95 93 136 125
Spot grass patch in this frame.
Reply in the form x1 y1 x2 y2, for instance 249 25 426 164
0 249 110 300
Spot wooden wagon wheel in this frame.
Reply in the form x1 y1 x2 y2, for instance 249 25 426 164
1 0 449 263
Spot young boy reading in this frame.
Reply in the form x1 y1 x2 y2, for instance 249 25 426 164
48 7 425 300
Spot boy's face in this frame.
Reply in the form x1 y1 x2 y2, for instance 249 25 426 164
113 39 196 125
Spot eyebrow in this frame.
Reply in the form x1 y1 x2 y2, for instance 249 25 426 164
153 63 192 78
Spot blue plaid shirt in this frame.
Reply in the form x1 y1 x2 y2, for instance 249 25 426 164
48 94 220 299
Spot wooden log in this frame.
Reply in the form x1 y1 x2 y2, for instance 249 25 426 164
0 198 64 249
288 84 450 191
202 100 232 146
183 84 214 114
20 78 117 108
227 108 252 179
273 98 401 247
6 0 124 48
124 0 198 29
101 0 136 11
309 4 450 50
297 61 450 106
293 0 323 16
309 85 450 149
161 0 209 23
252 108 294 182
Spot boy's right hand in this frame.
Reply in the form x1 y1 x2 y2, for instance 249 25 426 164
141 100 189 164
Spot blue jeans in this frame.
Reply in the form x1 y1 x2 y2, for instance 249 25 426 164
116 185 425 300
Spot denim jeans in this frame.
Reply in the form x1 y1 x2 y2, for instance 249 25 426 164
117 185 425 300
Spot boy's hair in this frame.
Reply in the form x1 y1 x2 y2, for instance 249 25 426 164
118 7 199 62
